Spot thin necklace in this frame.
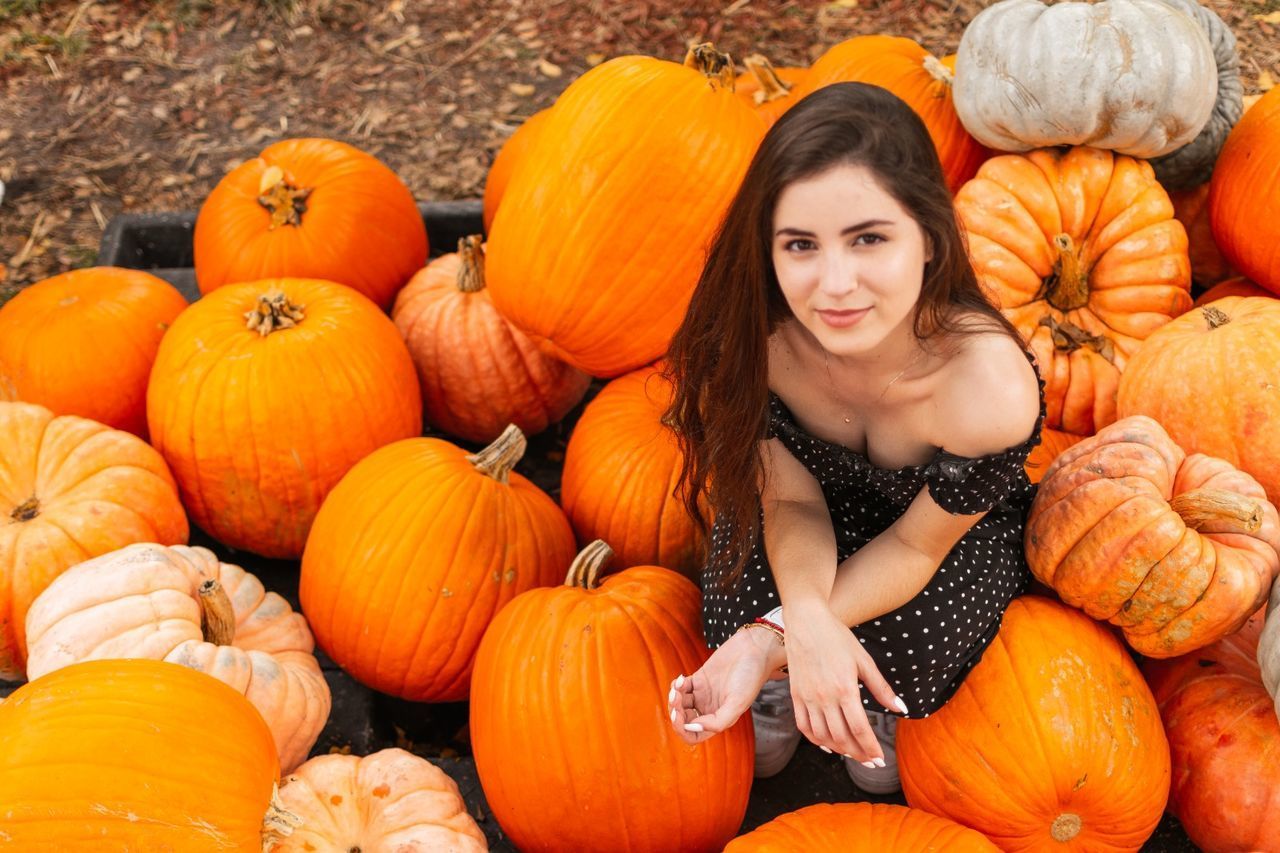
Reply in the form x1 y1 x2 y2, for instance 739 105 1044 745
824 345 927 423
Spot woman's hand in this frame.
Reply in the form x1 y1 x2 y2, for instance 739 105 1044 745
784 600 905 765
667 625 784 745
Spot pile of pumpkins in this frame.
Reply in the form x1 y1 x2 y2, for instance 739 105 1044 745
1 0 1278 849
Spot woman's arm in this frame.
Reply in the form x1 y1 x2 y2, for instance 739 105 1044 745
759 436 840 609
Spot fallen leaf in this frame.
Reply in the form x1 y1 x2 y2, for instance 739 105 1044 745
586 51 605 66
538 59 562 78
508 82 536 96
1260 70 1276 92
1254 11 1280 23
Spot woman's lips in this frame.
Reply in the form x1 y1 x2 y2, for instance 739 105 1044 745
815 307 871 328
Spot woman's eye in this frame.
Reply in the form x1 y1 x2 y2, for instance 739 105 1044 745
853 233 885 246
783 239 815 252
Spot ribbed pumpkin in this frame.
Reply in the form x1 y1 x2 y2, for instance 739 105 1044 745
734 54 806 127
1144 611 1280 852
560 364 702 578
265 748 487 852
1264 577 1280 720
1169 183 1236 289
25 543 329 772
1022 426 1085 485
0 401 188 681
470 541 753 852
897 596 1169 851
956 146 1193 435
0 658 284 849
1193 277 1269 307
1209 86 1280 294
147 278 421 558
392 236 590 443
1026 415 1280 658
300 425 575 702
194 138 427 308
0 267 187 437
783 37 984 192
485 45 765 377
483 107 551 232
1117 297 1280 504
725 803 999 852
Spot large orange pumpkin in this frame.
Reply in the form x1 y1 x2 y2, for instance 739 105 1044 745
485 45 765 377
1193 276 1270 307
300 425 576 702
1143 611 1280 852
483 107 552 232
1118 297 1280 504
956 146 1193 435
147 278 421 558
1209 86 1280 294
194 138 428 308
897 596 1169 851
725 803 998 852
0 658 283 849
1026 415 1280 658
392 235 590 443
26 543 330 773
0 401 188 680
784 37 984 193
1169 183 1236 289
560 363 703 579
0 267 187 438
470 541 753 851
1022 426 1085 485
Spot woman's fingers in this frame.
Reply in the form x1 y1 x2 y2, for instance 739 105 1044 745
839 695 884 766
857 654 909 717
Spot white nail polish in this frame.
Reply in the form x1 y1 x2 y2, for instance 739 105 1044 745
675 674 685 688
670 708 678 723
684 722 703 733
894 697 909 715
873 758 886 768
819 745 833 754
861 760 876 769
668 689 676 704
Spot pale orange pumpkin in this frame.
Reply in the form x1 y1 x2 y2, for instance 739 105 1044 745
0 267 187 438
485 45 765 377
194 137 428 308
483 108 551 233
1209 86 1280 294
300 425 576 702
470 541 753 851
0 658 284 849
725 803 998 852
0 401 188 681
392 236 590 443
898 596 1169 851
956 146 1193 435
26 543 329 772
146 278 422 558
265 748 487 851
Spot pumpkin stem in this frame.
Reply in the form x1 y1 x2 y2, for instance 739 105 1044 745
245 290 306 336
922 53 952 88
1050 813 1082 842
1045 233 1091 312
9 496 39 522
257 164 313 230
1170 488 1263 534
260 782 303 851
198 579 237 645
1036 315 1115 363
465 424 527 485
684 42 736 92
565 539 614 590
456 235 486 293
1202 306 1230 329
742 54 791 105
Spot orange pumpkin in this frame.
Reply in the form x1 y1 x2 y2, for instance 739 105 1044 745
26 543 330 772
147 278 421 558
392 235 590 443
0 267 187 438
725 803 998 852
1209 86 1280 294
1143 611 1280 852
485 45 765 377
483 107 551 232
0 402 188 680
956 146 1193 435
1118 297 1280 504
300 425 576 702
784 38 984 193
1169 183 1236 289
561 363 702 578
734 53 806 126
1022 426 1085 485
897 596 1170 851
266 748 487 851
470 541 753 851
1193 276 1270 306
1026 415 1280 658
194 138 427 308
0 658 283 849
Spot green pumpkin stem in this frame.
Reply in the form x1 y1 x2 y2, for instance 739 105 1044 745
1170 488 1262 534
1046 233 1091 312
245 291 305 336
684 42 736 92
257 164 313 230
565 540 614 590
742 54 790 105
198 579 237 645
466 424 527 485
9 496 39 522
456 235 487 293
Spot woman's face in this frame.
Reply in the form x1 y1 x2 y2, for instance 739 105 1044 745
771 163 931 360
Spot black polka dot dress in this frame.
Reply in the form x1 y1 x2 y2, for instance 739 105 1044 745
701 355 1045 719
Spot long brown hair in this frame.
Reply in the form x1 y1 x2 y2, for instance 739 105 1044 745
664 81 1022 590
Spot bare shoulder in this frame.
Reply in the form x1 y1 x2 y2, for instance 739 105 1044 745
934 326 1040 458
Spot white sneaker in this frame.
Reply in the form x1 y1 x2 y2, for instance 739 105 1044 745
842 709 901 794
750 677 802 778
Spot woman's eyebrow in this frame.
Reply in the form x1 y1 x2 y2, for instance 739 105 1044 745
774 219 894 238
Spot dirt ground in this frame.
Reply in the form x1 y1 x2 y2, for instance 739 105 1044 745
0 0 1277 300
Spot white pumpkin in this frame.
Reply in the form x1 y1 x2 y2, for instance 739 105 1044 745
1261 575 1280 721
953 0 1217 157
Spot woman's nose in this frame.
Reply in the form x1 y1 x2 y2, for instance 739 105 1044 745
818 255 858 297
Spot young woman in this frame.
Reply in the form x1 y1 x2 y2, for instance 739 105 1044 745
662 82 1043 794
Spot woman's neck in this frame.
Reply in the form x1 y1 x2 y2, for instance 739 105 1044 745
782 314 931 401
